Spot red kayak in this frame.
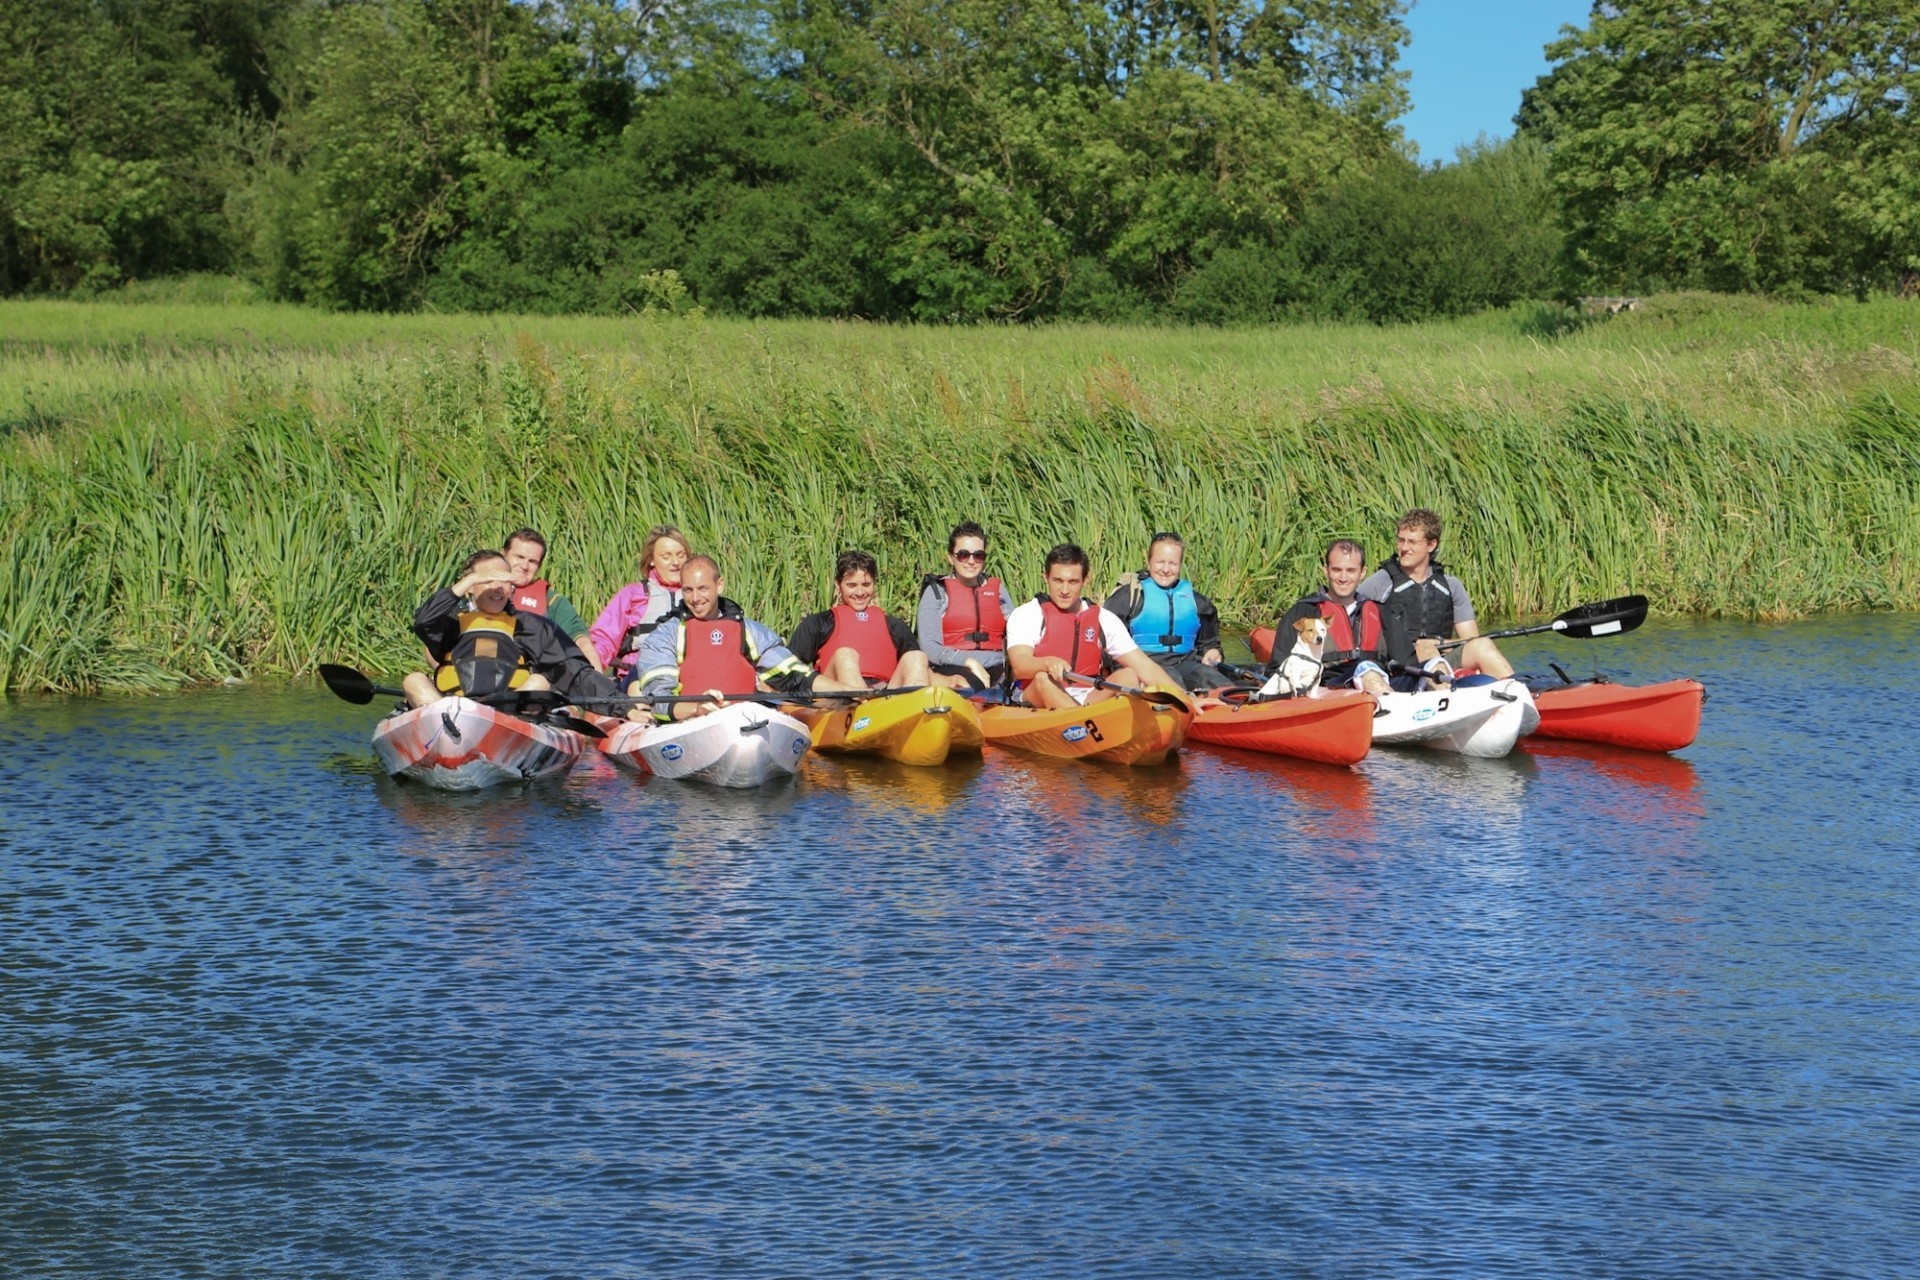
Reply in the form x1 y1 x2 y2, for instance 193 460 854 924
1530 678 1704 752
1187 690 1376 766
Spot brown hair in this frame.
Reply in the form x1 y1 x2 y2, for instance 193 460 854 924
1396 509 1442 545
1324 537 1366 564
458 548 507 578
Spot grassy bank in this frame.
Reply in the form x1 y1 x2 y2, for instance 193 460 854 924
3 294 1917 693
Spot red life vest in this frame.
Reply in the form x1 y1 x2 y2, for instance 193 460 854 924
676 617 757 694
825 605 899 682
512 578 550 616
1319 597 1384 662
939 576 1007 650
1033 600 1108 678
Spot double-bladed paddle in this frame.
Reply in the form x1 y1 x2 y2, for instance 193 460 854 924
1065 672 1194 712
317 663 610 737
1438 594 1649 650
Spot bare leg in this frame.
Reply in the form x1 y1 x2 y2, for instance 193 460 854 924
813 648 869 694
1458 636 1514 678
1022 672 1077 710
402 672 441 709
891 651 931 688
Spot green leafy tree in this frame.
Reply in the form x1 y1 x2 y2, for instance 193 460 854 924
1521 0 1918 294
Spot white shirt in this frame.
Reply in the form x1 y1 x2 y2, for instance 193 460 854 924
1004 597 1138 658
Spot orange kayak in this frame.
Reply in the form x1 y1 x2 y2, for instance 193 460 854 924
980 687 1192 766
1187 690 1376 766
1531 678 1704 752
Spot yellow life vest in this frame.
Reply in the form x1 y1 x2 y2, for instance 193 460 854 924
434 611 533 696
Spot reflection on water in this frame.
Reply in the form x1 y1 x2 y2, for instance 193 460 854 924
3 615 1918 1280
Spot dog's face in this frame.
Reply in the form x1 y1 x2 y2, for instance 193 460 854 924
1293 616 1329 652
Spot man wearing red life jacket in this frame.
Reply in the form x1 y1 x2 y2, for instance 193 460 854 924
1273 538 1419 696
502 527 602 673
1004 543 1178 710
915 520 1010 691
627 555 864 722
788 550 933 690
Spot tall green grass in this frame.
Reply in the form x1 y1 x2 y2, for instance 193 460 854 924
2 295 1917 692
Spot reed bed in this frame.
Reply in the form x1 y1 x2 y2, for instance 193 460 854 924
2 296 1916 692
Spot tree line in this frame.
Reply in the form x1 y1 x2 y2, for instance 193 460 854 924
1 1 1912 322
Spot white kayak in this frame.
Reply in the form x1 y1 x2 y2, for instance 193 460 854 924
633 702 812 787
1371 677 1539 759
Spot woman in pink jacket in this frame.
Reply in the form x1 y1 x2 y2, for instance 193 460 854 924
589 525 691 681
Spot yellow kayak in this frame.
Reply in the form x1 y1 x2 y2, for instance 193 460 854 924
979 685 1191 767
800 686 986 767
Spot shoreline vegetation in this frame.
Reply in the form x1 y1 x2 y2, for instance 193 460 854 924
2 293 1917 694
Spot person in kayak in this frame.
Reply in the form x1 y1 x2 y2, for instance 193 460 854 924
588 524 690 683
401 549 624 709
1101 531 1234 692
503 527 602 672
1273 538 1427 696
1006 543 1178 709
915 520 1007 691
628 555 864 721
789 550 935 689
1357 508 1515 682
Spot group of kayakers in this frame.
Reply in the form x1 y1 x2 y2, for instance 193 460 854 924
402 507 1509 718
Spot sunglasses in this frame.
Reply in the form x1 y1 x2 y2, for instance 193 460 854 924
952 549 986 561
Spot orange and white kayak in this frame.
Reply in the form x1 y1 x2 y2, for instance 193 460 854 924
1187 690 1376 766
1531 678 1704 752
371 697 585 790
587 713 653 775
980 686 1191 767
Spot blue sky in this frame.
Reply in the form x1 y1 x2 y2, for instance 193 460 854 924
1397 0 1593 162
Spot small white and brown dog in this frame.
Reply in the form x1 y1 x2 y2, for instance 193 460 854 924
1258 616 1328 699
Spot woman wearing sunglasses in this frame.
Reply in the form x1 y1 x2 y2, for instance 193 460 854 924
916 520 1011 691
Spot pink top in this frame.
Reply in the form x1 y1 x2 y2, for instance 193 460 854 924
589 572 682 668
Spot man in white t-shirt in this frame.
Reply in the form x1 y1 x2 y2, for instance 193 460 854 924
1005 543 1177 709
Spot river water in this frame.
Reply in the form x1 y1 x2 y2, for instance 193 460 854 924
3 616 1917 1279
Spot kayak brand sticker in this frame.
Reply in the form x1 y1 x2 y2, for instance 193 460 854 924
790 738 806 755
852 716 872 731
659 743 684 760
1061 724 1089 742
1412 707 1435 723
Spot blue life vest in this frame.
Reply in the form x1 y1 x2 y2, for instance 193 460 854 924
1127 578 1202 656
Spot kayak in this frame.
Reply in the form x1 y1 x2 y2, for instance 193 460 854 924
799 686 985 766
1248 626 1279 664
371 697 585 790
588 713 654 775
1530 678 1704 752
1371 678 1538 759
630 702 811 787
980 687 1192 767
1186 690 1377 766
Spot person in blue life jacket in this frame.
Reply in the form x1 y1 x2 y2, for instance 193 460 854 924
1356 508 1515 685
1101 532 1234 692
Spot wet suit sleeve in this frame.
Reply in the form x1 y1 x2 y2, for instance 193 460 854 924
916 584 966 666
518 612 622 704
413 588 466 662
749 619 815 695
1100 585 1138 622
786 611 832 666
888 614 921 656
1194 590 1222 653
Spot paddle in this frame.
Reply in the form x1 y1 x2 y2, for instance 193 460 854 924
318 663 608 737
1438 594 1648 650
1065 672 1193 712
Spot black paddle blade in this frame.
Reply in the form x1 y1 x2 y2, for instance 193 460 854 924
544 711 608 739
1556 594 1648 639
319 663 380 705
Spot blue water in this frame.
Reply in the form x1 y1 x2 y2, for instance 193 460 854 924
3 617 1917 1279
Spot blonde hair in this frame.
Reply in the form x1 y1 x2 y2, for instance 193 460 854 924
638 524 689 577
